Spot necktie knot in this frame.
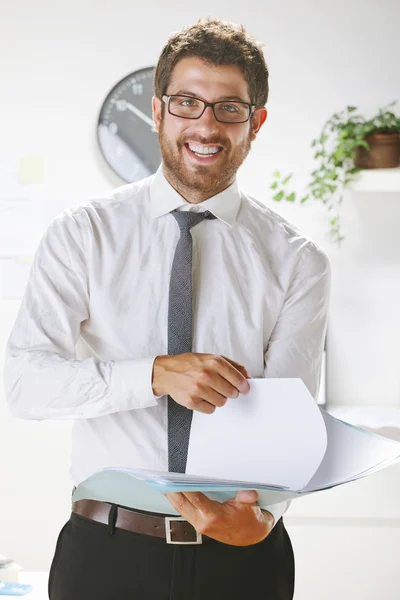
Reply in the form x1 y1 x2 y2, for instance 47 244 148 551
170 209 217 232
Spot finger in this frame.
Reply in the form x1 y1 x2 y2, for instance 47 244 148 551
222 357 251 378
235 489 259 503
187 380 240 413
188 396 218 414
219 357 251 394
181 491 220 514
164 492 198 523
195 374 241 406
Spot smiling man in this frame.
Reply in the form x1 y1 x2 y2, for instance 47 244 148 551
155 56 260 200
4 17 331 600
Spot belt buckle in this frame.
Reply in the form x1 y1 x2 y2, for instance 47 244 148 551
165 516 202 545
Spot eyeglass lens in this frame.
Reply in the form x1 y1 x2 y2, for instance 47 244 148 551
168 96 250 122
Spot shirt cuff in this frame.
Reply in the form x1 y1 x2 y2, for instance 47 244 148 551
259 500 291 530
110 356 164 412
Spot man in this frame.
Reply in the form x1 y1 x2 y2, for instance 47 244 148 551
3 17 330 600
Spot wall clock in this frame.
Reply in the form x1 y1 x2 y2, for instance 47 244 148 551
97 66 162 183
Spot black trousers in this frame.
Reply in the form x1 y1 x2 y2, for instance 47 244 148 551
48 505 295 600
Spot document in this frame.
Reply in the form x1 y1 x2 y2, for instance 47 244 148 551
0 256 33 299
0 156 46 256
72 378 400 509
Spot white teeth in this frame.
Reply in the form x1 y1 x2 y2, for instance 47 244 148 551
188 144 221 155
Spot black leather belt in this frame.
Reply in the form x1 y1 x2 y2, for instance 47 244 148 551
72 499 208 544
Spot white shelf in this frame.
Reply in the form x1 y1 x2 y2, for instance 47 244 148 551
347 166 400 192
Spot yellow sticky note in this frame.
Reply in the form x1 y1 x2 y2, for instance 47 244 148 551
18 156 45 184
16 256 34 264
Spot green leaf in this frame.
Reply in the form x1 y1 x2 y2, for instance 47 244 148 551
300 195 309 203
270 181 278 189
272 171 281 178
286 192 296 202
273 191 284 202
326 171 338 180
281 174 293 185
334 148 345 160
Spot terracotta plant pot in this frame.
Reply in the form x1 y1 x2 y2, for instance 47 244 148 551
353 131 400 169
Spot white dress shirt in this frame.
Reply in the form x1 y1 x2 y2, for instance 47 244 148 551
3 163 331 527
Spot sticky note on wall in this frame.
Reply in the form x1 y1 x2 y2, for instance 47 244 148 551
18 156 45 184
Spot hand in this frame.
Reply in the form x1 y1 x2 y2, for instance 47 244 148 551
164 489 274 546
152 352 251 414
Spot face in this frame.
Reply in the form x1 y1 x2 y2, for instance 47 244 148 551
152 56 267 200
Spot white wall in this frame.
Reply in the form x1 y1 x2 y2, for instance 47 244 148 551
1 1 400 598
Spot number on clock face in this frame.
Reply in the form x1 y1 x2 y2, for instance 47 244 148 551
97 66 161 183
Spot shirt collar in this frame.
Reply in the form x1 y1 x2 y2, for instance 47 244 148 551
149 163 241 227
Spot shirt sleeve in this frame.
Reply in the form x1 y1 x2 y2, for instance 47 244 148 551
259 500 292 530
264 242 331 401
2 209 164 421
260 242 331 525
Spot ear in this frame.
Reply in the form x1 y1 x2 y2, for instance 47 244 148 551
152 95 162 133
250 108 267 141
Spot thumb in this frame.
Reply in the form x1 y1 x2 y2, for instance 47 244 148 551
235 489 258 504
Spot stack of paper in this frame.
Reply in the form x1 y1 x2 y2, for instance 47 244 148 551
0 555 22 583
73 379 400 509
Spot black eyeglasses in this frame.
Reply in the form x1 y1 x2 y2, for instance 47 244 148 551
162 94 255 124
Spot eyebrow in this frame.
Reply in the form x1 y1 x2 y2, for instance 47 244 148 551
171 89 251 103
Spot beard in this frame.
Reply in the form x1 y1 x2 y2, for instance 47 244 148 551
158 119 252 196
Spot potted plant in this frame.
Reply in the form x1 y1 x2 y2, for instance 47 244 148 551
270 100 400 243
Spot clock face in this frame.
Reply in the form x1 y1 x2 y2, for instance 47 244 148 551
97 66 162 183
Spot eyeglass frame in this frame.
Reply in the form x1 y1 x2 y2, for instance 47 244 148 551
161 94 256 124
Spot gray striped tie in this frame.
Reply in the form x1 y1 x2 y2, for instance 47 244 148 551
168 209 217 473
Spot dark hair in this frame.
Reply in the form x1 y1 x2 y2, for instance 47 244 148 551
154 17 269 108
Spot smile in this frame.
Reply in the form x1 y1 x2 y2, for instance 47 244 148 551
184 143 223 162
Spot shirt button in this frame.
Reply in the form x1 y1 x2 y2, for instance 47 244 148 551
189 205 200 212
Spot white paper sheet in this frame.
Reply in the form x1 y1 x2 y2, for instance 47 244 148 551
302 409 400 492
0 256 33 298
73 378 400 508
0 157 46 256
186 378 327 490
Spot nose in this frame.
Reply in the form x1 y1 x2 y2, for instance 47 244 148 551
194 105 221 134
202 105 218 122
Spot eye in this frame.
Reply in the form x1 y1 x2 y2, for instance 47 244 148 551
221 103 239 113
180 98 199 107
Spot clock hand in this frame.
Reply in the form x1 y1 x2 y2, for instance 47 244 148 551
126 102 156 131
